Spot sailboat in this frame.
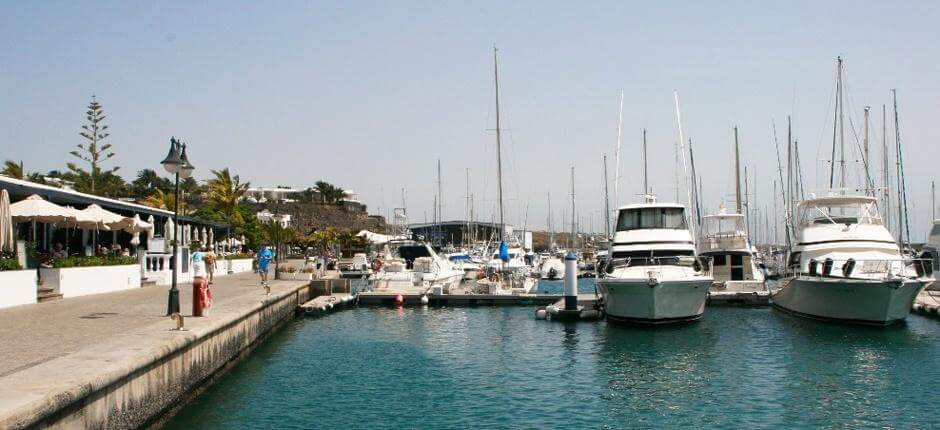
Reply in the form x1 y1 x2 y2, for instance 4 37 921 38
699 127 767 297
539 192 566 280
597 117 713 324
475 47 537 295
773 59 932 325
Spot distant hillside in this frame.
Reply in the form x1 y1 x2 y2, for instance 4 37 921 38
246 201 387 234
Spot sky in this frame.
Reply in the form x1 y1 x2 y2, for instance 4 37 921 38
2 1 939 241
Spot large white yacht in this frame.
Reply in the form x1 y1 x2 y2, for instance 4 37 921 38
597 197 713 324
773 196 932 325
699 206 767 298
370 241 464 295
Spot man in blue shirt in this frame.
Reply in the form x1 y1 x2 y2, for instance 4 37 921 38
257 246 274 286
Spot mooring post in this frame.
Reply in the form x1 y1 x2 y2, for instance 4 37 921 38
564 251 578 311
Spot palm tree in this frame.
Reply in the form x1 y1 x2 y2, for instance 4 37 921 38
141 189 185 214
1 160 24 179
207 168 250 228
314 181 345 204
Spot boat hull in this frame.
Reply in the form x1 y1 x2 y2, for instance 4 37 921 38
772 276 927 325
597 277 711 324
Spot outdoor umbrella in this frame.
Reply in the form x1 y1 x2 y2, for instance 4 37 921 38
64 206 110 231
207 228 214 247
124 214 152 249
78 204 130 230
0 190 13 252
146 215 155 241
10 195 75 224
200 227 207 245
165 217 175 245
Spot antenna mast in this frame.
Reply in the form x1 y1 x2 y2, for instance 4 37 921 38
493 46 505 242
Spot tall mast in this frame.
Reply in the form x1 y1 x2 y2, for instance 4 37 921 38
465 168 471 247
614 91 624 210
642 129 649 195
882 104 891 231
773 179 778 244
744 165 750 242
838 58 846 193
493 46 505 242
603 154 611 238
863 106 871 195
894 89 911 246
933 180 936 221
548 192 554 252
734 126 742 214
570 167 577 250
674 91 695 237
829 57 844 192
437 159 443 243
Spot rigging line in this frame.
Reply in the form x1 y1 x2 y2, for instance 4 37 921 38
814 64 839 192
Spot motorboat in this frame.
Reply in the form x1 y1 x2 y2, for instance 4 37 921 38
338 253 372 279
370 241 464 295
447 252 484 280
773 196 933 325
699 206 767 298
539 252 566 280
597 197 713 324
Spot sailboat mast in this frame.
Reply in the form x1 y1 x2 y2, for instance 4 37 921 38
548 192 554 252
829 57 842 192
734 126 742 214
863 106 871 195
493 47 505 242
882 104 892 231
437 159 443 243
570 167 577 250
642 129 649 195
465 168 471 247
603 154 611 238
614 91 624 210
838 58 846 193
893 89 911 246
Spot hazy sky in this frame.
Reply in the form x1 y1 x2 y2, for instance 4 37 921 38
3 1 938 240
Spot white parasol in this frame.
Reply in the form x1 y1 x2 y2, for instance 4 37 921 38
146 215 155 241
0 190 13 252
207 228 214 246
64 206 110 231
165 217 175 244
78 204 129 230
10 194 75 224
200 227 207 245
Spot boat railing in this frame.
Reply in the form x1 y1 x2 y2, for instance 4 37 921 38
788 257 933 280
600 256 711 276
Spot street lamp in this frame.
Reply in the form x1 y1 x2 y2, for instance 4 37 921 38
161 137 195 316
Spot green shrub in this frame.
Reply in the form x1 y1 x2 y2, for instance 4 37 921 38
227 253 254 260
0 258 22 271
52 256 138 268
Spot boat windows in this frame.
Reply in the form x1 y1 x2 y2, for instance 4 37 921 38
731 255 743 266
617 207 687 231
611 249 694 266
799 200 881 226
713 255 727 265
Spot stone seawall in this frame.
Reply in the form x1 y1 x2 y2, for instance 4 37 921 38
0 280 314 429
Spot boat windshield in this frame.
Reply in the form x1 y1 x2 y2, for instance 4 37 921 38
617 207 687 231
702 215 746 237
799 200 881 226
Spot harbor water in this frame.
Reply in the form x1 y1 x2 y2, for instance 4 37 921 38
167 280 940 429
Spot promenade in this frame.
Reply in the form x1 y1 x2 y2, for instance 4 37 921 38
0 263 317 429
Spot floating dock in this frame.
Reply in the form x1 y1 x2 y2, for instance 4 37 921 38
357 292 561 306
300 293 356 315
912 289 940 319
707 291 772 306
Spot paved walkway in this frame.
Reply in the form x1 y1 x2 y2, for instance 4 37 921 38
0 262 313 377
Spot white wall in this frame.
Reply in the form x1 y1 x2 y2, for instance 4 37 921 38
0 270 37 308
40 265 141 298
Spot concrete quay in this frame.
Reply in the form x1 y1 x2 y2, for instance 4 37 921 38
912 289 940 319
0 268 315 429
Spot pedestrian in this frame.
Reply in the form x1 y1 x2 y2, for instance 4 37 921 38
191 247 211 317
204 248 216 285
257 246 273 287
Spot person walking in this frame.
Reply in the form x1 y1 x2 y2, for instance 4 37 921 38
257 246 273 286
204 248 216 285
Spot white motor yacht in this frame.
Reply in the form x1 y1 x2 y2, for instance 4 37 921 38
338 253 372 279
447 252 484 280
699 206 767 298
597 197 713 324
773 196 933 325
370 241 464 295
539 252 566 280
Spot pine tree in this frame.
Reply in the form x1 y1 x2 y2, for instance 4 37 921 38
68 95 117 194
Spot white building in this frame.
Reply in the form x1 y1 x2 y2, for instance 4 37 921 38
256 209 291 228
244 187 302 203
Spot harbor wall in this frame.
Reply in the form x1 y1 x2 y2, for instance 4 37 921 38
0 281 315 430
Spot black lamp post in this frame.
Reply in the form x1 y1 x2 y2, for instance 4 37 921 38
161 137 194 316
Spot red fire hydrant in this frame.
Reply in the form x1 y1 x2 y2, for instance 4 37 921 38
193 276 212 317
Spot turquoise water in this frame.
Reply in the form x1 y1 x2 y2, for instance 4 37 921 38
167 282 940 429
